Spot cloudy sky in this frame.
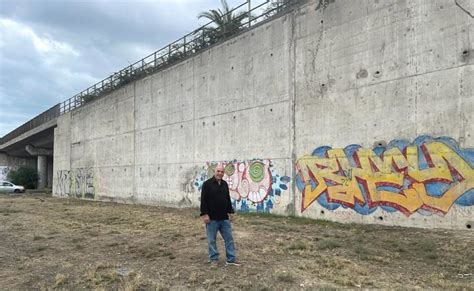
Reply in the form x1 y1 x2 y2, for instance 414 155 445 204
0 0 256 137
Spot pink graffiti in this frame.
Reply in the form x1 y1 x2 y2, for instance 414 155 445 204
209 160 272 203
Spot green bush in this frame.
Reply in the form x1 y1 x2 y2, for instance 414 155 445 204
7 167 38 189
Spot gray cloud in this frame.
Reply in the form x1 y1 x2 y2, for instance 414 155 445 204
0 0 247 136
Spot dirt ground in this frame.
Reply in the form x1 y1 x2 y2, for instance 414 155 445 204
0 193 472 290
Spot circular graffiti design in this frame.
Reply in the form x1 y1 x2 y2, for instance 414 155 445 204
249 161 265 183
224 163 235 176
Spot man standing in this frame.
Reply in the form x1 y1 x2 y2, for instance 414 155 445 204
200 164 240 266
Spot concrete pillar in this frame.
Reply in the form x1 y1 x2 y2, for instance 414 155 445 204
25 145 53 189
47 157 53 188
37 155 47 189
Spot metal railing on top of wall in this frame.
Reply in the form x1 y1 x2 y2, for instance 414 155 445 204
1 0 298 145
59 0 297 114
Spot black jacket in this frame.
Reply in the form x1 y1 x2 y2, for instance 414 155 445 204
200 177 234 220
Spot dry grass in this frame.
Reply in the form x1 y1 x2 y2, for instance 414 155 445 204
54 273 68 287
0 193 473 289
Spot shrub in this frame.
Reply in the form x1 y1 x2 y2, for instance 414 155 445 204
7 167 38 189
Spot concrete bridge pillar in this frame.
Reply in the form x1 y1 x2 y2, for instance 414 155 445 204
47 157 53 188
37 155 47 189
25 145 53 190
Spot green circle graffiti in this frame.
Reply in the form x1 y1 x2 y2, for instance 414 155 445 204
224 163 235 176
207 164 216 178
249 161 265 182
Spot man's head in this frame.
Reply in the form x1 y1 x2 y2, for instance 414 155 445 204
214 165 224 181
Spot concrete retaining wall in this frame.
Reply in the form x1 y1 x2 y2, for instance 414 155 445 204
0 153 36 181
53 0 473 229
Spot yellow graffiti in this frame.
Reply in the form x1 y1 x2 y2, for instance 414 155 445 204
296 141 474 216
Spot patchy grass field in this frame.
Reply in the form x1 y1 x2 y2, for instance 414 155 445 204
0 193 472 290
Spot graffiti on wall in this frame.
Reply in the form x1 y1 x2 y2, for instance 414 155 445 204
55 170 70 197
0 166 10 181
193 159 290 212
54 167 95 199
296 136 474 216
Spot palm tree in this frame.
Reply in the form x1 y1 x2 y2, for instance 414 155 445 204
198 0 249 40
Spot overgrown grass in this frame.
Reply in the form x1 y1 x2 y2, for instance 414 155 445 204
276 272 296 283
317 239 342 250
85 263 122 287
33 235 46 241
0 208 21 214
2 194 472 290
354 245 370 257
33 246 48 252
388 240 407 253
239 212 345 227
54 273 68 287
288 240 308 250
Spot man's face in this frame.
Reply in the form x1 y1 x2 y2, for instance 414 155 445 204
214 166 224 181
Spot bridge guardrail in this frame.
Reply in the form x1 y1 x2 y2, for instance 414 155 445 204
0 104 60 145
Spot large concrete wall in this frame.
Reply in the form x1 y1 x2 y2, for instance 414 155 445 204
53 0 473 229
0 153 36 181
293 0 473 229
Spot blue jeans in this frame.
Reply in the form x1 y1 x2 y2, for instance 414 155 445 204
206 220 236 262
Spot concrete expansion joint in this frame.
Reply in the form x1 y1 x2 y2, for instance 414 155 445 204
347 63 472 95
455 0 474 18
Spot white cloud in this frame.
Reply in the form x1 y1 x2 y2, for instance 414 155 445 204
0 18 79 57
0 17 94 134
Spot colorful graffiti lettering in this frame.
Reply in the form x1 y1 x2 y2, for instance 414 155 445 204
193 159 290 212
296 136 474 216
54 168 95 199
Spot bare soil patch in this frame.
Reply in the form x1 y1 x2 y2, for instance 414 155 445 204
0 193 472 289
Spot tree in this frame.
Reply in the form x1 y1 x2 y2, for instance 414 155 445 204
197 0 250 40
263 0 288 19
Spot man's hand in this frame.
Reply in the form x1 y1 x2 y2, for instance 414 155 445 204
202 214 210 224
228 213 235 222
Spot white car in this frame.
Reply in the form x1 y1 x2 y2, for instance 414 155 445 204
0 181 25 193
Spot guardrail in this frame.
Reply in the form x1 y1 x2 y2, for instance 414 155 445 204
2 0 299 144
0 104 60 145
